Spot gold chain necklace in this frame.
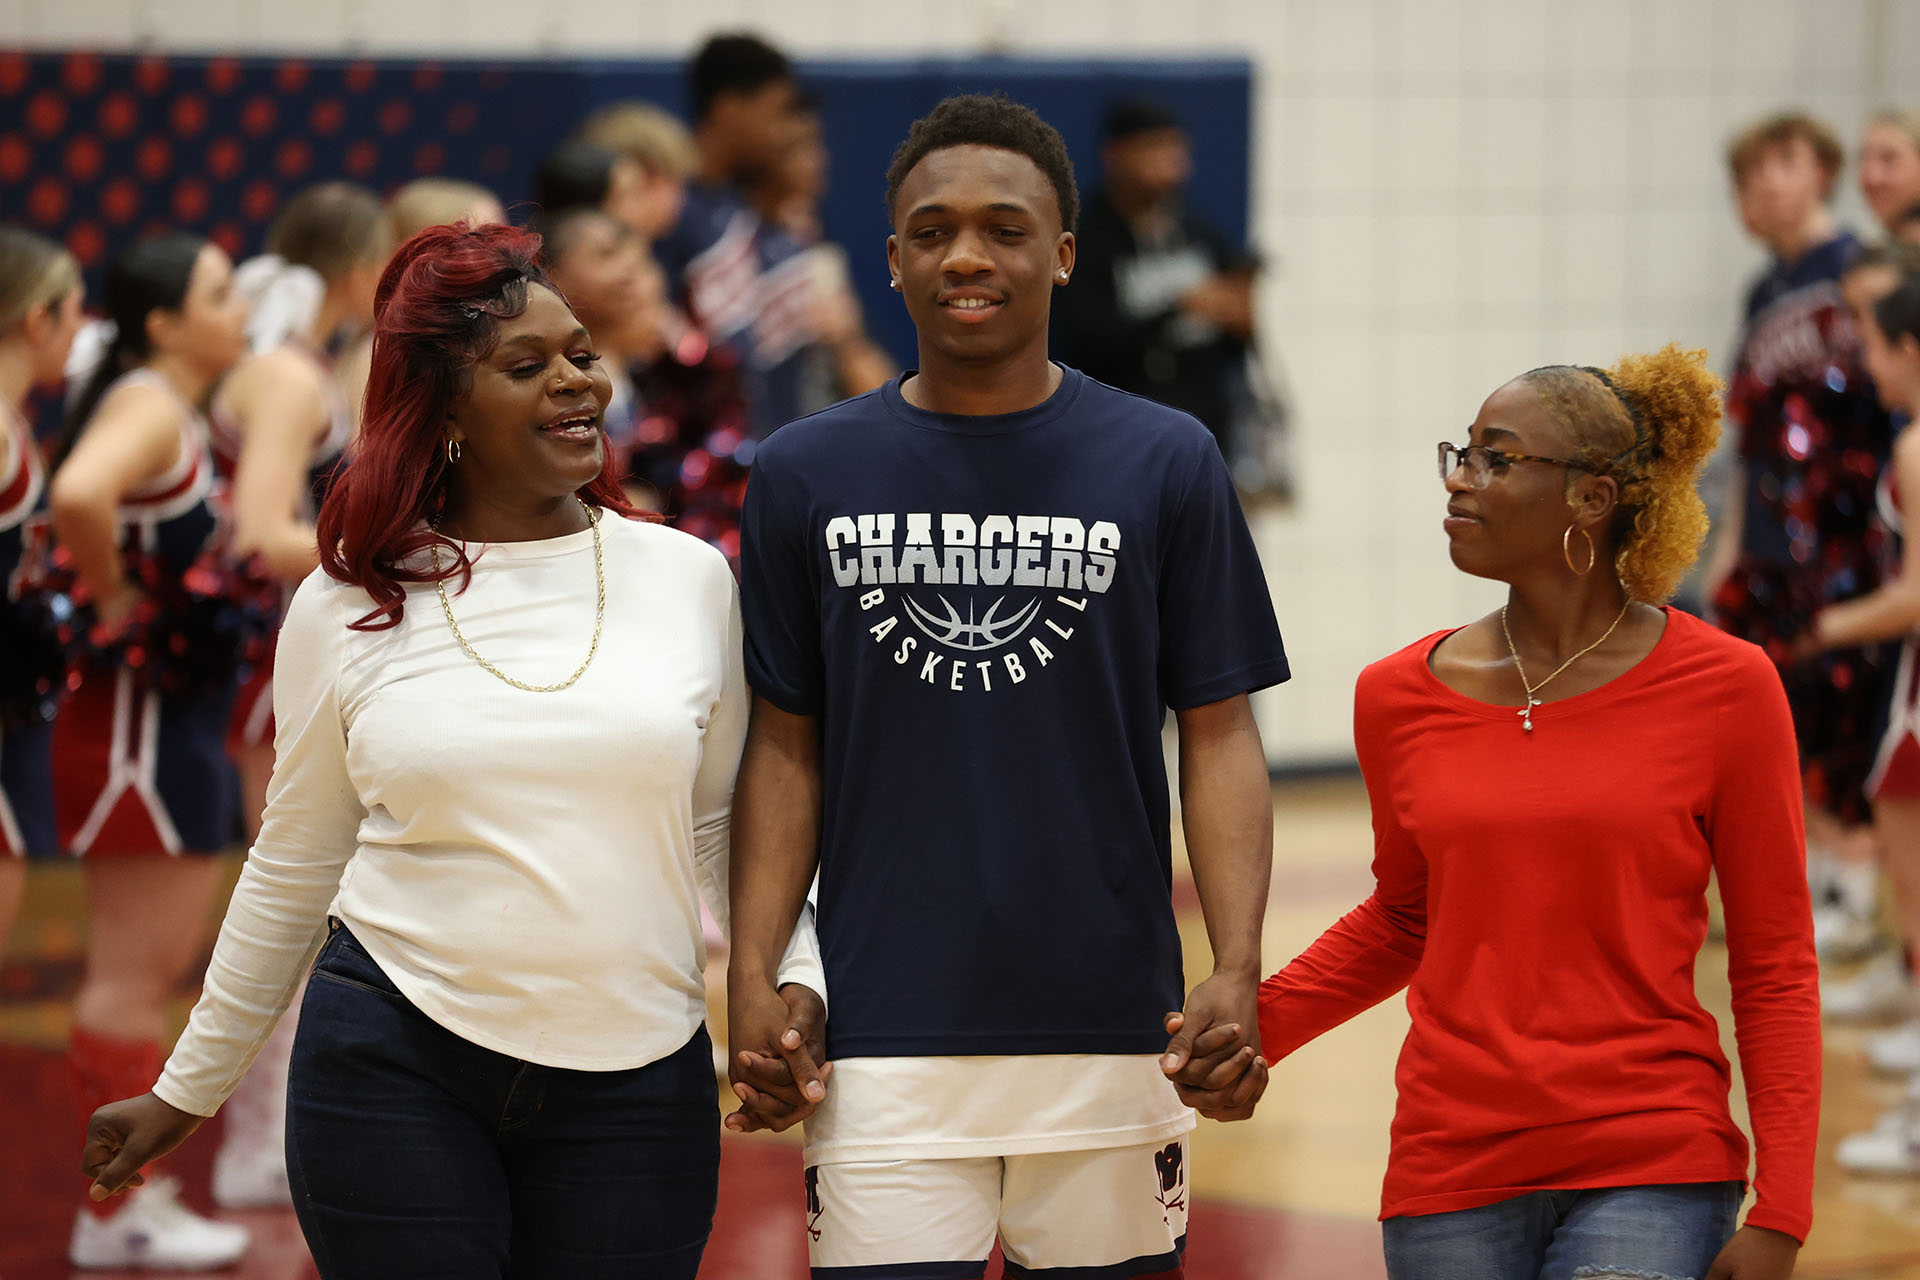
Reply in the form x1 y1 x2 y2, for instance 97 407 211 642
1499 600 1632 733
428 499 605 694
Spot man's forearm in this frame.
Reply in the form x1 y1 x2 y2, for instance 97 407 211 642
729 699 825 988
1176 696 1272 978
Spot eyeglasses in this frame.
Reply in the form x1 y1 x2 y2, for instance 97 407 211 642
1437 441 1606 488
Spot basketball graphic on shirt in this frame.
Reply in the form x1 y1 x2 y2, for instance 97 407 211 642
824 511 1122 696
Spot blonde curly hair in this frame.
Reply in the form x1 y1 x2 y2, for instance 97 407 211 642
1523 344 1724 603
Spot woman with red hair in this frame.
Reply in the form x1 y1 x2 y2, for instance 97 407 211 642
78 223 826 1275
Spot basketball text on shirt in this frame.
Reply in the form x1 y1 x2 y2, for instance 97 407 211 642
825 512 1122 693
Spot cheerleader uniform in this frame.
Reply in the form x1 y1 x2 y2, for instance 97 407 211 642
52 369 240 857
210 341 352 750
0 404 58 856
1870 466 1920 798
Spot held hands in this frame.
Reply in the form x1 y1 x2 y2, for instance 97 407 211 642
726 982 830 1135
80 1092 205 1201
1161 971 1268 1122
1704 1225 1800 1280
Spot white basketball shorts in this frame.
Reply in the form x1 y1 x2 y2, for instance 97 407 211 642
804 1135 1190 1278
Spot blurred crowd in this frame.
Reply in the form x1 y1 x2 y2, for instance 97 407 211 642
1699 107 1920 1183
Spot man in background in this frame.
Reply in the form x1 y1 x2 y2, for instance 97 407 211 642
1052 96 1257 456
651 32 806 439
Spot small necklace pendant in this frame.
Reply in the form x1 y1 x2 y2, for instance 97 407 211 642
1519 699 1538 733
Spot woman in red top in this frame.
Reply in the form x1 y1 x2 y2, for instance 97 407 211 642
1258 345 1819 1280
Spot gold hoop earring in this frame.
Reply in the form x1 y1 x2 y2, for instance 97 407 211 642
1563 525 1596 576
446 438 462 464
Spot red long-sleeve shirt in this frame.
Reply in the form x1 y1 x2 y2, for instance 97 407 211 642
1258 608 1820 1241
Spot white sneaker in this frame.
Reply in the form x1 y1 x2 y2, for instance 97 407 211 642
68 1176 250 1271
1836 1099 1920 1176
1866 1019 1920 1076
210 1131 290 1209
1822 952 1916 1023
1813 902 1889 962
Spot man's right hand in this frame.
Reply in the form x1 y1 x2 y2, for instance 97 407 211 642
81 1092 204 1200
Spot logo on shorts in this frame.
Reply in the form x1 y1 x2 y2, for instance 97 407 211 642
804 1165 824 1241
1154 1142 1186 1224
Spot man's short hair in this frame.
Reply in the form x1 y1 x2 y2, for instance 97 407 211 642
690 33 791 123
1101 96 1183 143
1726 111 1845 197
885 94 1080 232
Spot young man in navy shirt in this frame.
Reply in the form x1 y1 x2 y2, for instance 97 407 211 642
728 95 1286 1278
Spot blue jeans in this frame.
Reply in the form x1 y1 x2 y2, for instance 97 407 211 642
1381 1182 1746 1280
286 922 720 1279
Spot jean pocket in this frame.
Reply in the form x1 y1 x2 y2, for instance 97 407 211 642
312 924 405 999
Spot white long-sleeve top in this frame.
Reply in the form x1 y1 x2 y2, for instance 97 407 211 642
155 512 823 1117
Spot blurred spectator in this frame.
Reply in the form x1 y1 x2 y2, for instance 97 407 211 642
1051 96 1257 455
538 206 671 484
576 101 698 241
541 205 753 558
654 32 805 438
1895 205 1920 250
749 88 832 245
384 177 505 245
1705 112 1896 960
742 89 895 413
531 139 654 233
1861 110 1920 240
351 179 506 431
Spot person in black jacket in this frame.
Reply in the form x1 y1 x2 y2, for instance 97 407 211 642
1051 96 1256 453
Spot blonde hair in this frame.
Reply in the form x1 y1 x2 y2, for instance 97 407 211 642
1524 345 1724 603
0 226 79 337
577 101 697 179
385 178 503 246
1868 108 1920 155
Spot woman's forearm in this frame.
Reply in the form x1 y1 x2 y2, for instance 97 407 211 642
49 487 128 604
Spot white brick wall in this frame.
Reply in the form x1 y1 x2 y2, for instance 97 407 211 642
8 0 1913 764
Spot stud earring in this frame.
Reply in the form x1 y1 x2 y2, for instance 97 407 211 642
1056 270 1069 282
890 278 901 291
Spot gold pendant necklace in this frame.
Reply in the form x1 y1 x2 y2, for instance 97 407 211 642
1499 600 1631 733
428 498 605 693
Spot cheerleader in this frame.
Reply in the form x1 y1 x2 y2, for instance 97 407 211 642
204 181 388 1211
0 228 83 934
215 182 386 837
1860 111 1920 242
1803 265 1920 1175
47 231 252 1270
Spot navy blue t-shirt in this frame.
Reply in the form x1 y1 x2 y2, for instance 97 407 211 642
739 365 1290 1058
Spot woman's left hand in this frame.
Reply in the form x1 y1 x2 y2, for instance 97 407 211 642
1704 1225 1800 1280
